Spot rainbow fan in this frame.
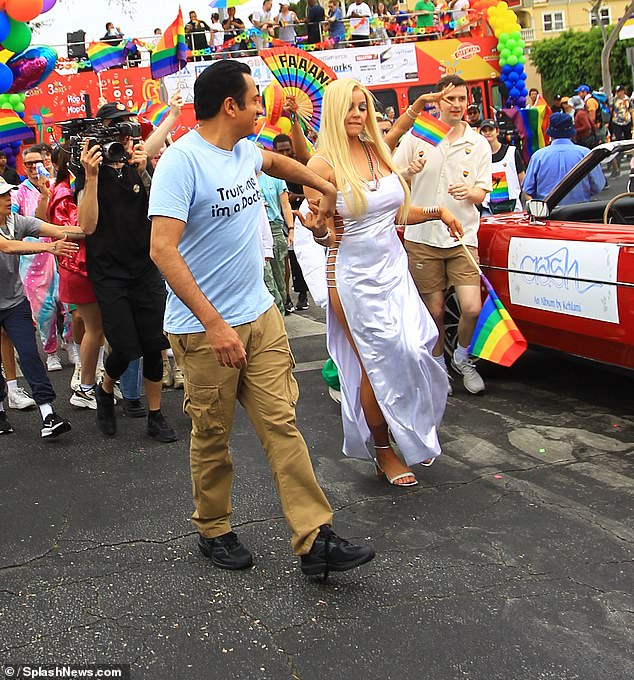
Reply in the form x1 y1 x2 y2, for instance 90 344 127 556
259 46 337 133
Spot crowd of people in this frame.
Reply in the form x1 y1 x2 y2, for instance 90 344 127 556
2 56 627 576
176 0 473 54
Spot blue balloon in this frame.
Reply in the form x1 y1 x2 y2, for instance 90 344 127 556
520 87 528 97
509 87 520 99
0 62 13 94
516 79 526 90
0 12 9 44
508 71 519 83
514 63 524 73
502 64 512 75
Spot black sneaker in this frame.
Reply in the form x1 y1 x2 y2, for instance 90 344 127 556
147 411 178 443
95 384 116 437
300 525 375 577
122 398 147 418
284 296 294 315
0 411 14 434
295 293 309 310
197 532 254 570
41 413 71 439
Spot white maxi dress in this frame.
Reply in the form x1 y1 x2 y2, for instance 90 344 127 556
326 172 448 466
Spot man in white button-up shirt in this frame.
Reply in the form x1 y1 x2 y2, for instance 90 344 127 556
393 75 491 395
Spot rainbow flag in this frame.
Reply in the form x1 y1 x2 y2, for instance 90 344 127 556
86 41 128 73
139 100 170 127
469 275 527 367
490 171 509 203
68 169 76 193
255 122 282 150
151 9 188 80
0 110 32 145
411 110 451 146
519 104 551 158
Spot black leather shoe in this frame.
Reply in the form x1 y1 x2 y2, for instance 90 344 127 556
300 525 375 577
123 398 147 418
0 411 14 434
198 532 254 570
147 411 178 443
95 385 116 436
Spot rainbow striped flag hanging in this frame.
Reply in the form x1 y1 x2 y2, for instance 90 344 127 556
151 8 188 80
411 110 451 146
0 110 33 145
86 41 128 73
519 104 551 158
469 275 527 367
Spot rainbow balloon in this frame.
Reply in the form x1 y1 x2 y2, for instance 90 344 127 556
469 275 527 367
0 109 32 144
411 110 451 147
259 46 337 133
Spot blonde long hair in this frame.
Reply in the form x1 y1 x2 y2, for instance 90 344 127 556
316 78 410 218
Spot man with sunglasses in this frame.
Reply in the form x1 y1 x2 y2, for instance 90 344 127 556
77 102 177 444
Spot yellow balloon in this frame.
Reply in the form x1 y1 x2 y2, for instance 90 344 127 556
278 117 292 135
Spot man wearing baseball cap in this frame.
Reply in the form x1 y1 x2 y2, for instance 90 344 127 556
575 84 600 129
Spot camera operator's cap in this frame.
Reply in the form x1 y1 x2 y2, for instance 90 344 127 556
0 177 18 194
575 84 591 93
479 119 497 131
467 104 479 112
95 101 132 121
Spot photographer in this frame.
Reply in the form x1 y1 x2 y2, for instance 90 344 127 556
76 102 177 443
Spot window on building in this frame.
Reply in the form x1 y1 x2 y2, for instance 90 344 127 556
590 7 610 27
542 12 565 32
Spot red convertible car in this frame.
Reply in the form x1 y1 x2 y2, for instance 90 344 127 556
446 140 634 372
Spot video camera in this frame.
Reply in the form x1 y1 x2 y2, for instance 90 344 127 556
59 117 142 169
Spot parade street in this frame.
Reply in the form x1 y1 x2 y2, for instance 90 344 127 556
1 249 633 679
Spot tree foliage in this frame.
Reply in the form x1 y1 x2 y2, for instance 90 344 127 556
529 26 634 97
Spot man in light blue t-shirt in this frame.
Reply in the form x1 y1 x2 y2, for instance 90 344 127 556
149 60 375 578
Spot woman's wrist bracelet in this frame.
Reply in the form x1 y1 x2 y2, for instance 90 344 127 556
313 231 330 242
406 106 419 120
423 205 440 218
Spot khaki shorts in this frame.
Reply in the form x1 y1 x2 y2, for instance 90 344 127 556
405 241 480 294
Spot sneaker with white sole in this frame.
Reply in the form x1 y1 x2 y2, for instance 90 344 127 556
70 386 97 410
41 412 71 438
70 363 82 392
451 353 485 395
46 354 62 372
8 387 36 410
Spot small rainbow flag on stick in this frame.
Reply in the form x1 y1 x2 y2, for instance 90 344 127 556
469 274 527 367
151 8 188 80
411 110 451 146
255 122 282 150
86 41 129 73
0 110 33 145
139 100 170 127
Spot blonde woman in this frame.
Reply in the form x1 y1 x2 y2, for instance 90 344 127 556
300 78 462 486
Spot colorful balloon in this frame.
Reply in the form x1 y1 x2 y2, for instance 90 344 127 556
0 61 12 93
41 0 58 13
4 0 43 23
2 18 31 53
278 116 292 135
7 45 57 93
0 12 10 43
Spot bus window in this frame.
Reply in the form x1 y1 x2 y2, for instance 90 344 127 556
490 83 506 113
408 85 435 104
371 89 398 114
469 85 483 111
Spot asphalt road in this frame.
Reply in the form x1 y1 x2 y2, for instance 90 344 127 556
1 302 633 680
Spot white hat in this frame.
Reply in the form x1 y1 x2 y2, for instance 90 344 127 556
0 178 18 195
